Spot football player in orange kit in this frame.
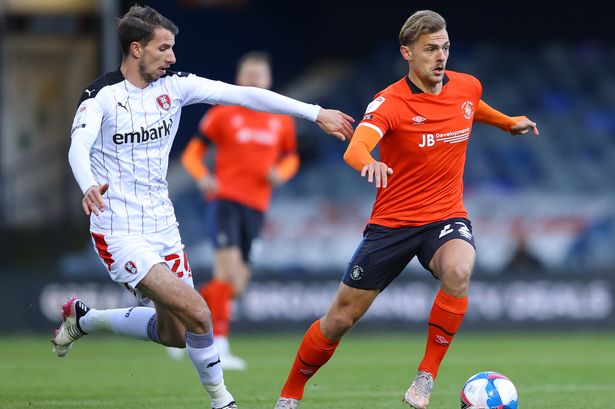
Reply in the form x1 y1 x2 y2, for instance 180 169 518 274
274 10 539 409
182 52 299 370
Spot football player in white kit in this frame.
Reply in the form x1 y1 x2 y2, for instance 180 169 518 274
51 5 354 409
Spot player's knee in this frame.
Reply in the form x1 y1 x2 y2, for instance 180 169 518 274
322 312 355 338
186 299 213 331
441 262 472 292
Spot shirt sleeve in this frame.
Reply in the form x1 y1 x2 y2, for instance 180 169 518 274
356 94 394 138
68 97 104 194
175 74 321 121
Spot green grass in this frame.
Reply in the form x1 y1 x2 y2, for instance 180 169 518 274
0 331 613 408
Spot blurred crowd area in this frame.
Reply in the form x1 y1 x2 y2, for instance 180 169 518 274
1 1 614 276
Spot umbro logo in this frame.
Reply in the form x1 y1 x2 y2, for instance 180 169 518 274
435 335 450 345
412 115 426 124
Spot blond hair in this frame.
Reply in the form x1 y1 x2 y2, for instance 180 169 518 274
399 10 446 46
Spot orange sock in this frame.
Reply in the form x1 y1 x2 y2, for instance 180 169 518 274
280 320 340 400
418 289 468 379
198 279 234 336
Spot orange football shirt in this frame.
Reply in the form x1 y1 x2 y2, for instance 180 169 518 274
199 105 296 212
360 70 482 227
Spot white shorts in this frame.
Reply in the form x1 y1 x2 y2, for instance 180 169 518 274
90 225 194 300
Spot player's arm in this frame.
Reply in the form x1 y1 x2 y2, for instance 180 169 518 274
269 153 300 186
206 80 354 141
475 100 539 136
68 100 108 216
180 136 218 194
343 125 393 188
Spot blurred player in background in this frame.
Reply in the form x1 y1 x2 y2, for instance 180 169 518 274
51 5 353 409
274 10 538 409
181 52 299 369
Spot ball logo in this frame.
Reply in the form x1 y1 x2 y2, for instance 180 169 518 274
156 94 171 111
125 261 138 275
350 265 364 281
461 101 474 119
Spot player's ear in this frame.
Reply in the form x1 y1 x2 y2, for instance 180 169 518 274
130 41 141 58
400 45 412 61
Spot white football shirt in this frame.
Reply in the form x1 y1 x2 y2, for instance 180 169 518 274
69 70 320 235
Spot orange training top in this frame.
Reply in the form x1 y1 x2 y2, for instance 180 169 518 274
354 70 482 227
182 105 297 212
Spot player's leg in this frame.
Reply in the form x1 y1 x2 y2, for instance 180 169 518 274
199 200 262 370
51 234 176 356
404 219 475 409
137 263 236 409
276 283 378 407
276 224 413 408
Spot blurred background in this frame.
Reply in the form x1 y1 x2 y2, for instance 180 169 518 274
1 0 614 332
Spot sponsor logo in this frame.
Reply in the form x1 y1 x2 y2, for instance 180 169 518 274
435 335 450 345
112 119 173 145
299 368 314 375
124 261 138 275
363 114 374 120
350 265 364 281
412 115 426 124
365 96 385 114
156 94 171 111
461 101 474 119
207 357 221 368
124 307 135 318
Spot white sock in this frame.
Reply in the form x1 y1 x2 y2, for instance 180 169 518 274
214 335 230 355
79 307 158 342
186 331 234 408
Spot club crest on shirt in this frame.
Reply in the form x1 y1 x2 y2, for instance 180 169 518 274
461 101 474 119
125 261 138 275
156 94 171 111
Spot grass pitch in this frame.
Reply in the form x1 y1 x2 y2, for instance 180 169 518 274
0 331 613 408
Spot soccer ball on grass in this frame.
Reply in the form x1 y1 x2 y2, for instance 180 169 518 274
460 371 518 409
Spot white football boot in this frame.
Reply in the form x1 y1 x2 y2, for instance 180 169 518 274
51 296 89 357
403 370 433 409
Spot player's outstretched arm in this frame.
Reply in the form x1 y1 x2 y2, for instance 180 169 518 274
212 82 354 140
474 100 539 136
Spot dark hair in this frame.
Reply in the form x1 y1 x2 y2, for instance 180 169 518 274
399 10 446 46
117 5 179 57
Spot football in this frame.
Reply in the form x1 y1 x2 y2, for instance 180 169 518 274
460 371 518 409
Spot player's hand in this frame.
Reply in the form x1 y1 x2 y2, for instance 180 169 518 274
197 175 219 194
361 161 393 188
510 116 539 136
315 108 355 141
267 167 284 186
82 183 109 216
